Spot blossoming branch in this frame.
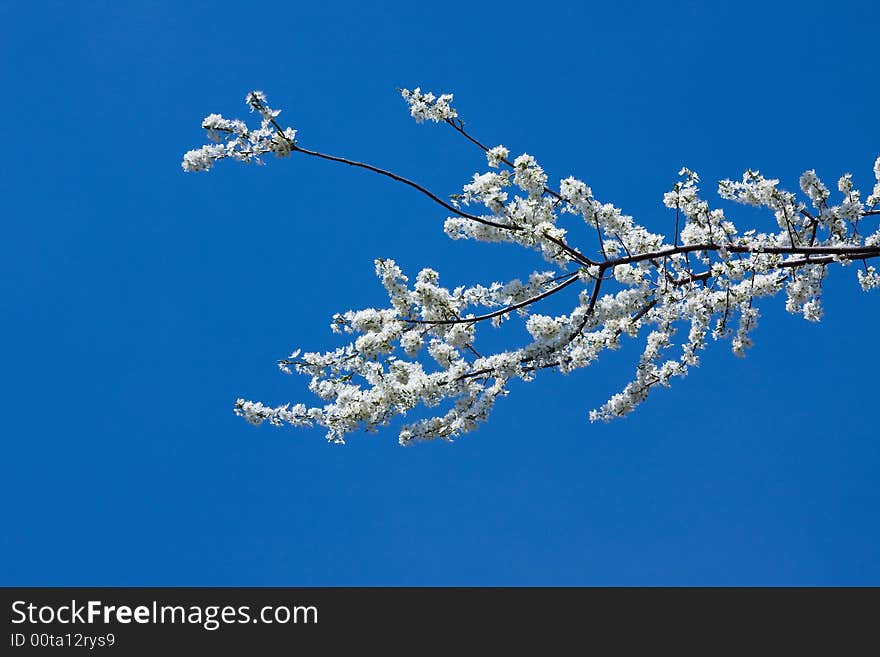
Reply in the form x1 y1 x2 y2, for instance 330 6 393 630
182 89 880 444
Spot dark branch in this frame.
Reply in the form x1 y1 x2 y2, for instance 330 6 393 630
403 273 581 325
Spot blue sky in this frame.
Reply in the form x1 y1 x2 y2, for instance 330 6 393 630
2 0 878 585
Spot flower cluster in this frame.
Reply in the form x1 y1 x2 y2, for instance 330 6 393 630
868 157 880 207
184 88 880 444
400 88 457 123
181 92 296 172
486 145 509 168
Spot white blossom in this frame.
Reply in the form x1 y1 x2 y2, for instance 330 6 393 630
512 154 547 196
858 266 880 291
181 92 296 172
486 145 509 168
400 87 457 123
868 157 880 207
799 169 830 206
560 177 592 214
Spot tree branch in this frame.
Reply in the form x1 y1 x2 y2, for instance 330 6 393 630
403 272 581 325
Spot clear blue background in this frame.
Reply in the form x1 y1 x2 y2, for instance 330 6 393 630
2 0 878 585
